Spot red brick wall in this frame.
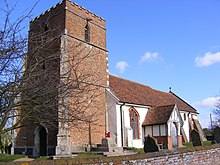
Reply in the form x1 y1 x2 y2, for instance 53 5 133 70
168 136 172 150
64 0 107 145
15 0 107 152
178 135 183 147
15 2 64 149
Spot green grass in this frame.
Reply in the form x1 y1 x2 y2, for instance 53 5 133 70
183 142 193 147
203 141 212 146
125 147 145 154
0 154 50 162
77 152 104 158
183 141 212 147
35 156 50 160
0 154 26 162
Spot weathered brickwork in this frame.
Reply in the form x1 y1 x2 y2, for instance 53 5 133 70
15 0 107 155
64 0 107 145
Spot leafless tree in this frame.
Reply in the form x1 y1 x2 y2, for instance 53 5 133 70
0 0 35 152
212 97 220 128
0 0 106 152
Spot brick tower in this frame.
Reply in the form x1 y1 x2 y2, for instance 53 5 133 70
14 0 108 156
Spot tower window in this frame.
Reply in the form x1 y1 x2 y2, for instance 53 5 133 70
41 22 49 41
85 23 90 42
42 60 46 70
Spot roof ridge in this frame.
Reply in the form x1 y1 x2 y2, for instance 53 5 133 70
169 91 198 113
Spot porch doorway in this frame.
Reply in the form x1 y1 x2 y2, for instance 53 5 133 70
171 122 178 147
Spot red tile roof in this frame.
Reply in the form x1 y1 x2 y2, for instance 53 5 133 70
142 105 175 126
109 75 198 113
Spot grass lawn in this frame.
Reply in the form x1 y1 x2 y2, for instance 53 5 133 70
0 154 26 162
183 141 212 147
125 147 145 154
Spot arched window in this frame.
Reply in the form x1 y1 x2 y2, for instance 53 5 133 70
85 23 90 42
129 107 140 139
184 113 186 121
41 22 49 41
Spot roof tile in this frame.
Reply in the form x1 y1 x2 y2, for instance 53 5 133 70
109 75 197 113
142 105 175 126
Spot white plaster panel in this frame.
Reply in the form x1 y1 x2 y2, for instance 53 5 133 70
153 125 160 136
145 126 152 136
160 124 166 136
121 104 149 148
116 104 122 147
180 111 190 142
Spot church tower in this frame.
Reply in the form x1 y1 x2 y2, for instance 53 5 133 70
14 0 108 156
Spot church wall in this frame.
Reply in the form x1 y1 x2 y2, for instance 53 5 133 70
64 0 108 147
15 0 108 155
179 111 198 143
65 37 107 146
121 105 148 148
180 111 190 142
106 90 118 145
116 104 122 147
14 2 66 155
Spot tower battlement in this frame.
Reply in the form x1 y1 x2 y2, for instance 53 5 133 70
31 0 105 26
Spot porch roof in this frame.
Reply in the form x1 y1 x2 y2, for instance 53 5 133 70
142 104 175 126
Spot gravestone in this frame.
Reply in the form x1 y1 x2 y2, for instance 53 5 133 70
144 135 159 153
214 126 220 143
191 129 202 146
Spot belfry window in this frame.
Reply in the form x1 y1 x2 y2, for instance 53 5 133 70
85 23 90 42
41 22 49 41
129 107 140 139
42 59 46 70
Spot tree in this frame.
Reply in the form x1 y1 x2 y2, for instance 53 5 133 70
0 0 107 154
212 97 220 127
0 0 34 152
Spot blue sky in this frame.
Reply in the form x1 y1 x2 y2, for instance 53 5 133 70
3 0 220 128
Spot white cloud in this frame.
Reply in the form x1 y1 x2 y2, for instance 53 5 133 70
139 52 160 64
195 52 220 67
116 61 129 74
193 97 220 108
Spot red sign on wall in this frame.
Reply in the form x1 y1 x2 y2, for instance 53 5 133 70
105 132 110 138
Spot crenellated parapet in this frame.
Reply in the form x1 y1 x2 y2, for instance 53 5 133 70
31 0 105 26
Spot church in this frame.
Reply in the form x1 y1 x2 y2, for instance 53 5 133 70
13 0 205 156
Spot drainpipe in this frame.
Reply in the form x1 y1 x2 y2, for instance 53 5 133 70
188 112 191 141
120 103 125 147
